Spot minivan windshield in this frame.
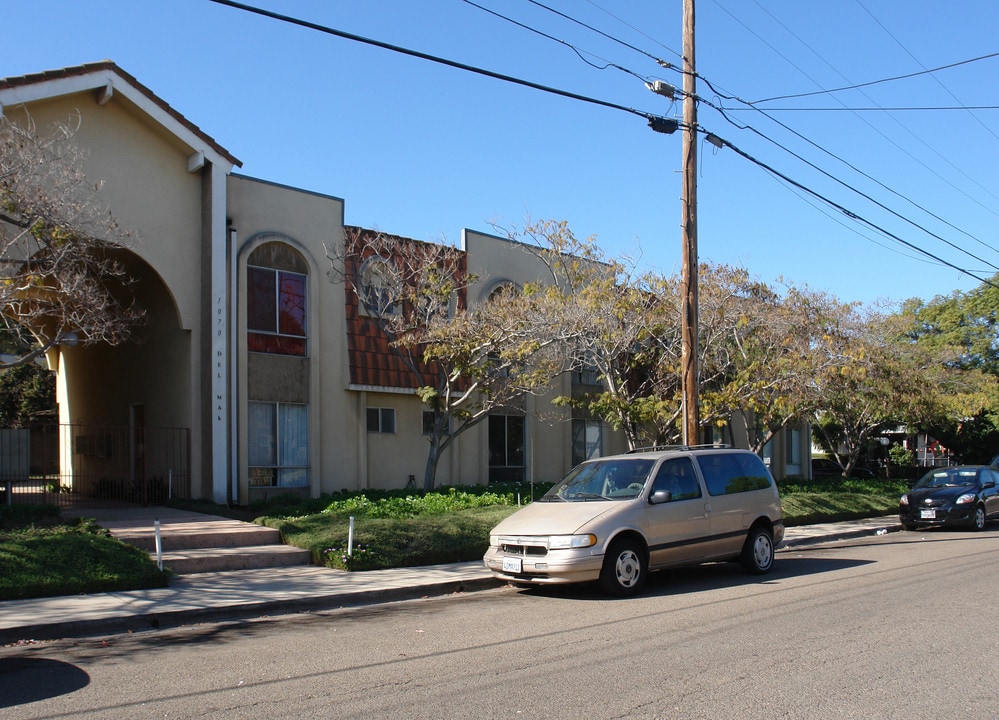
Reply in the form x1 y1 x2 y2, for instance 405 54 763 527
542 458 655 501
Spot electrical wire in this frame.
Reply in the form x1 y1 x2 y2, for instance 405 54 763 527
727 106 999 112
713 0 999 215
459 0 652 83
703 126 999 291
210 0 995 289
527 0 678 67
705 96 999 261
854 0 999 145
207 0 676 129
751 50 999 105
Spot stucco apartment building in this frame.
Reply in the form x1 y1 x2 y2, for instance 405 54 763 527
0 62 808 505
0 62 645 505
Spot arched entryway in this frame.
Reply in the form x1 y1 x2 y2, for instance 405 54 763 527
48 249 192 504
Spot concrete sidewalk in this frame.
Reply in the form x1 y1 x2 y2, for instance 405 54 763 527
0 511 902 645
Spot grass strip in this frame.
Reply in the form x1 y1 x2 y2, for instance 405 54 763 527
0 519 169 601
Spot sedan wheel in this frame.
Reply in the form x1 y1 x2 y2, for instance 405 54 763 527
972 505 986 531
599 538 647 597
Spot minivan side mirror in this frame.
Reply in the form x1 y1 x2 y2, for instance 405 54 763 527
649 490 673 505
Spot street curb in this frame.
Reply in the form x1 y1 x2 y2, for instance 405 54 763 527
779 523 903 549
0 576 506 645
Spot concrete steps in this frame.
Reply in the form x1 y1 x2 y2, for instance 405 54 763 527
95 511 313 575
153 544 313 574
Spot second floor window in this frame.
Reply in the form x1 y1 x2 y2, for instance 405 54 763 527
248 266 307 355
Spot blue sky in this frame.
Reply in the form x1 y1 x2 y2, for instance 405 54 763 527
3 1 997 305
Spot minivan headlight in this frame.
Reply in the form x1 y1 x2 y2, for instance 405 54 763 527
547 534 597 549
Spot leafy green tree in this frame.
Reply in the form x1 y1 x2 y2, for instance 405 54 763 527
501 219 673 449
697 271 838 453
0 362 55 427
899 276 999 461
813 306 995 474
901 274 999 374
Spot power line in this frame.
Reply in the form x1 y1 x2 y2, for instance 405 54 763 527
726 106 999 112
583 0 683 63
703 126 999 291
714 0 999 213
853 0 999 145
704 3 999 232
207 0 676 130
459 0 652 83
703 96 999 260
750 50 999 104
211 0 994 290
522 0 675 68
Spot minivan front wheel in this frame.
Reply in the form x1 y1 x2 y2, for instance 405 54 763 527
740 526 775 574
599 538 647 596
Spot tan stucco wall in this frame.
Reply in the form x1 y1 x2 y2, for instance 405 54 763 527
4 88 210 495
227 175 352 502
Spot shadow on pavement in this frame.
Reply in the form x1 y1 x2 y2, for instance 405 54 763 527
0 657 90 707
515 555 875 602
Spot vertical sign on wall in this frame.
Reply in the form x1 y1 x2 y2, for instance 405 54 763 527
211 164 229 504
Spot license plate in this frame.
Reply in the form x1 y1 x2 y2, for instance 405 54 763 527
920 509 936 519
502 557 522 573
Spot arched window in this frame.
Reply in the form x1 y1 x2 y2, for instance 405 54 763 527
247 242 308 356
358 256 401 316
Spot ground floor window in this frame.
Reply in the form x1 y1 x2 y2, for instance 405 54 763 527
572 419 602 466
489 414 525 483
367 407 396 433
248 402 308 487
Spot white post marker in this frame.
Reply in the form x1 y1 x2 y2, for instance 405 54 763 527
348 516 355 557
154 518 163 571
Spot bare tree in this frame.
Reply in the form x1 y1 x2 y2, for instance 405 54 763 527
496 219 676 450
327 226 567 491
0 115 144 367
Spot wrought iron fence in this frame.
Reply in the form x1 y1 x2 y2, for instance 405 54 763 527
1 423 190 508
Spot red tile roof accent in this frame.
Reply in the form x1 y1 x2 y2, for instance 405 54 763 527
344 226 468 390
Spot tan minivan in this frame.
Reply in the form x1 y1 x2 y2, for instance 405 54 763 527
483 447 784 596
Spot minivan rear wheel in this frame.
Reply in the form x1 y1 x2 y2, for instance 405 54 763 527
599 538 647 597
740 525 774 574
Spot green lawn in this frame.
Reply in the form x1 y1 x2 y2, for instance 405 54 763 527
0 478 908 600
0 509 169 601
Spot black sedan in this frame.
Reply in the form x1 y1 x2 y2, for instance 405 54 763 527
899 465 999 531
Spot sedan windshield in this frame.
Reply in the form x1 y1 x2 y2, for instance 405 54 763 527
916 468 979 488
543 458 654 501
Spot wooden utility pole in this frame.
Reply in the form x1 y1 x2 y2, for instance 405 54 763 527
680 0 699 446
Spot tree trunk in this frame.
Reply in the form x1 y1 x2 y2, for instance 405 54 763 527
423 440 441 493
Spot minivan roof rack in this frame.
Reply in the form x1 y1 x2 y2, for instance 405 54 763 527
626 443 732 453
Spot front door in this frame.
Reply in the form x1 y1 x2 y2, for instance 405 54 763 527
646 457 709 568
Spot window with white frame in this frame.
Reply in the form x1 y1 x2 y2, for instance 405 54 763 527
367 407 396 434
248 402 309 487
